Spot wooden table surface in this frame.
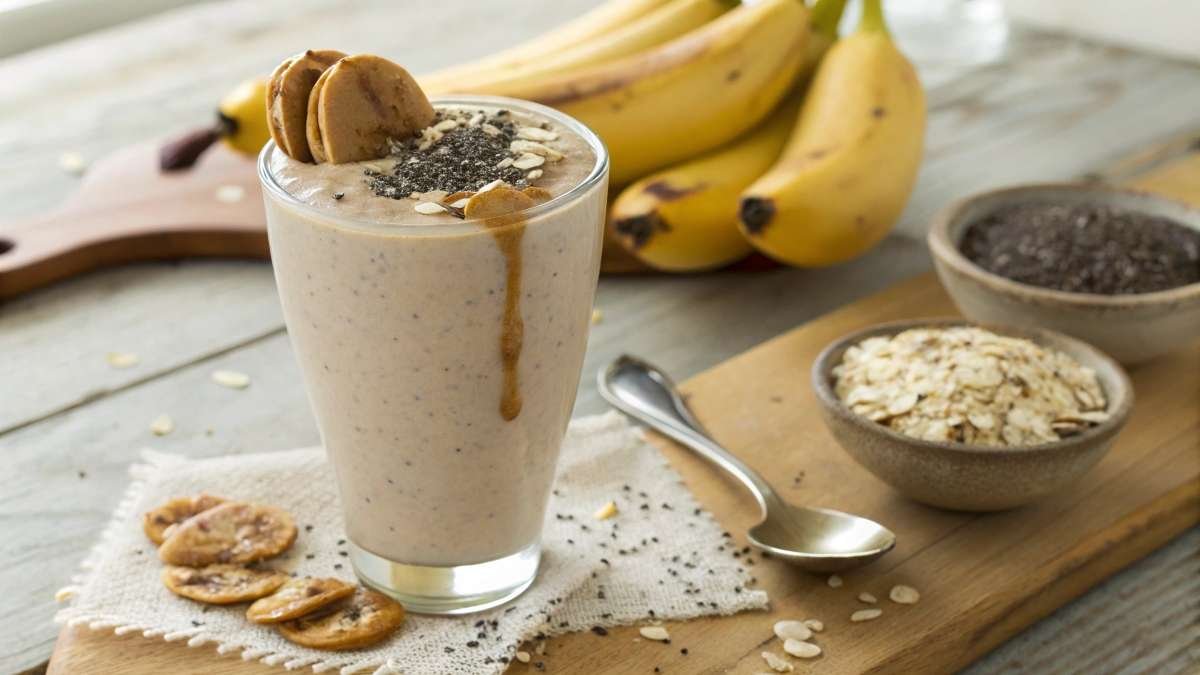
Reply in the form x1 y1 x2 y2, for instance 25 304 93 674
2 1 1198 673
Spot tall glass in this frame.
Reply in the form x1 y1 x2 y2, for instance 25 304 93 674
259 96 609 613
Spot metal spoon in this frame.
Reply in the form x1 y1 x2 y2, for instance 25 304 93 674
598 355 896 572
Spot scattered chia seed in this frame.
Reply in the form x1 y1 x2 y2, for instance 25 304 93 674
960 202 1200 294
367 110 529 197
591 626 609 636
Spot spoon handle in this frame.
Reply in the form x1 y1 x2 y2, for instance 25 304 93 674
598 355 781 517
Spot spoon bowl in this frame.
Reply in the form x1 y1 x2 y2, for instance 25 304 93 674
598 355 896 573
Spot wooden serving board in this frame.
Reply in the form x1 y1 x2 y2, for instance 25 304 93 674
0 140 268 300
46 270 1200 673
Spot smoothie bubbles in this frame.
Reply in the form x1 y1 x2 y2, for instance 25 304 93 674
259 52 609 613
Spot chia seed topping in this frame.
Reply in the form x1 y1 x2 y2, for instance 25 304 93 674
367 110 531 197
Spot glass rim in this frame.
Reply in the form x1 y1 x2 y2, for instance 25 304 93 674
257 94 610 235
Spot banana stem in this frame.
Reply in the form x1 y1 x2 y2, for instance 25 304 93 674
809 0 849 39
858 0 888 34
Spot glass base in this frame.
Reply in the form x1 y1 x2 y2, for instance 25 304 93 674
349 540 540 615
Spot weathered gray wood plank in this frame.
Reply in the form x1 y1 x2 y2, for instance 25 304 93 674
0 262 283 432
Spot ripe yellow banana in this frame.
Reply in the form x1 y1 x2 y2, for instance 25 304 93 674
609 93 802 271
218 76 271 156
512 0 811 186
420 0 674 94
607 0 847 272
738 0 925 267
449 0 736 96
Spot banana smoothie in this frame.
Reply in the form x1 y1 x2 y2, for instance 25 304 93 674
261 88 608 612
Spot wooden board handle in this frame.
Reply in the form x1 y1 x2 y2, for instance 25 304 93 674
0 208 269 300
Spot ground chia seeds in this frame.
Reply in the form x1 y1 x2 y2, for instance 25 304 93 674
366 110 528 197
959 202 1200 295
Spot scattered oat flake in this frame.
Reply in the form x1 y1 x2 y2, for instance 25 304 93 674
593 501 618 520
851 608 883 622
54 587 76 602
591 308 603 325
515 651 531 663
773 620 811 642
211 370 251 389
783 639 821 659
526 169 543 181
639 626 670 641
433 119 459 132
803 619 824 632
481 123 501 137
150 414 175 436
858 592 877 604
890 584 920 604
761 651 793 672
827 574 843 588
106 352 139 368
449 198 470 209
59 151 87 175
414 201 445 215
496 157 514 169
214 185 245 203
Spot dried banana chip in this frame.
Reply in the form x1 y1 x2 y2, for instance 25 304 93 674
142 494 227 545
162 564 287 604
246 577 355 624
464 186 535 221
158 501 297 566
277 588 405 650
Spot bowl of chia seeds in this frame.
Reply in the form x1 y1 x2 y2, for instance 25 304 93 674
927 184 1200 364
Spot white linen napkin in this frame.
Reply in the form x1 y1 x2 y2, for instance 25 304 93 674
55 412 768 674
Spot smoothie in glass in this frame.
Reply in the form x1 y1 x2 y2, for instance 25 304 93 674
260 96 608 613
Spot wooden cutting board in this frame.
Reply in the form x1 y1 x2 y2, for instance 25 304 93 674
45 282 1200 674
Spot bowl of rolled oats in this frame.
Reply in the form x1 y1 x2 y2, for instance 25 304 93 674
811 319 1133 511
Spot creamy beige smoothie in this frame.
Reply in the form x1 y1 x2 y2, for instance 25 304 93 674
261 97 607 610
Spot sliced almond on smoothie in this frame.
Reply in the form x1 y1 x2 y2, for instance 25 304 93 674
267 49 346 163
277 588 405 650
246 576 355 624
463 186 536 221
158 501 297 566
143 493 227 545
308 54 434 164
162 563 288 604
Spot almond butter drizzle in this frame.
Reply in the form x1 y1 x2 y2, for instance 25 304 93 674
489 217 525 421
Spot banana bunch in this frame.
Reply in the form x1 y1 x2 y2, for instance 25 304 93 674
421 0 925 271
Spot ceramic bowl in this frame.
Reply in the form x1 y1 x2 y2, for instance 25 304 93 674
927 184 1200 364
811 319 1133 511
